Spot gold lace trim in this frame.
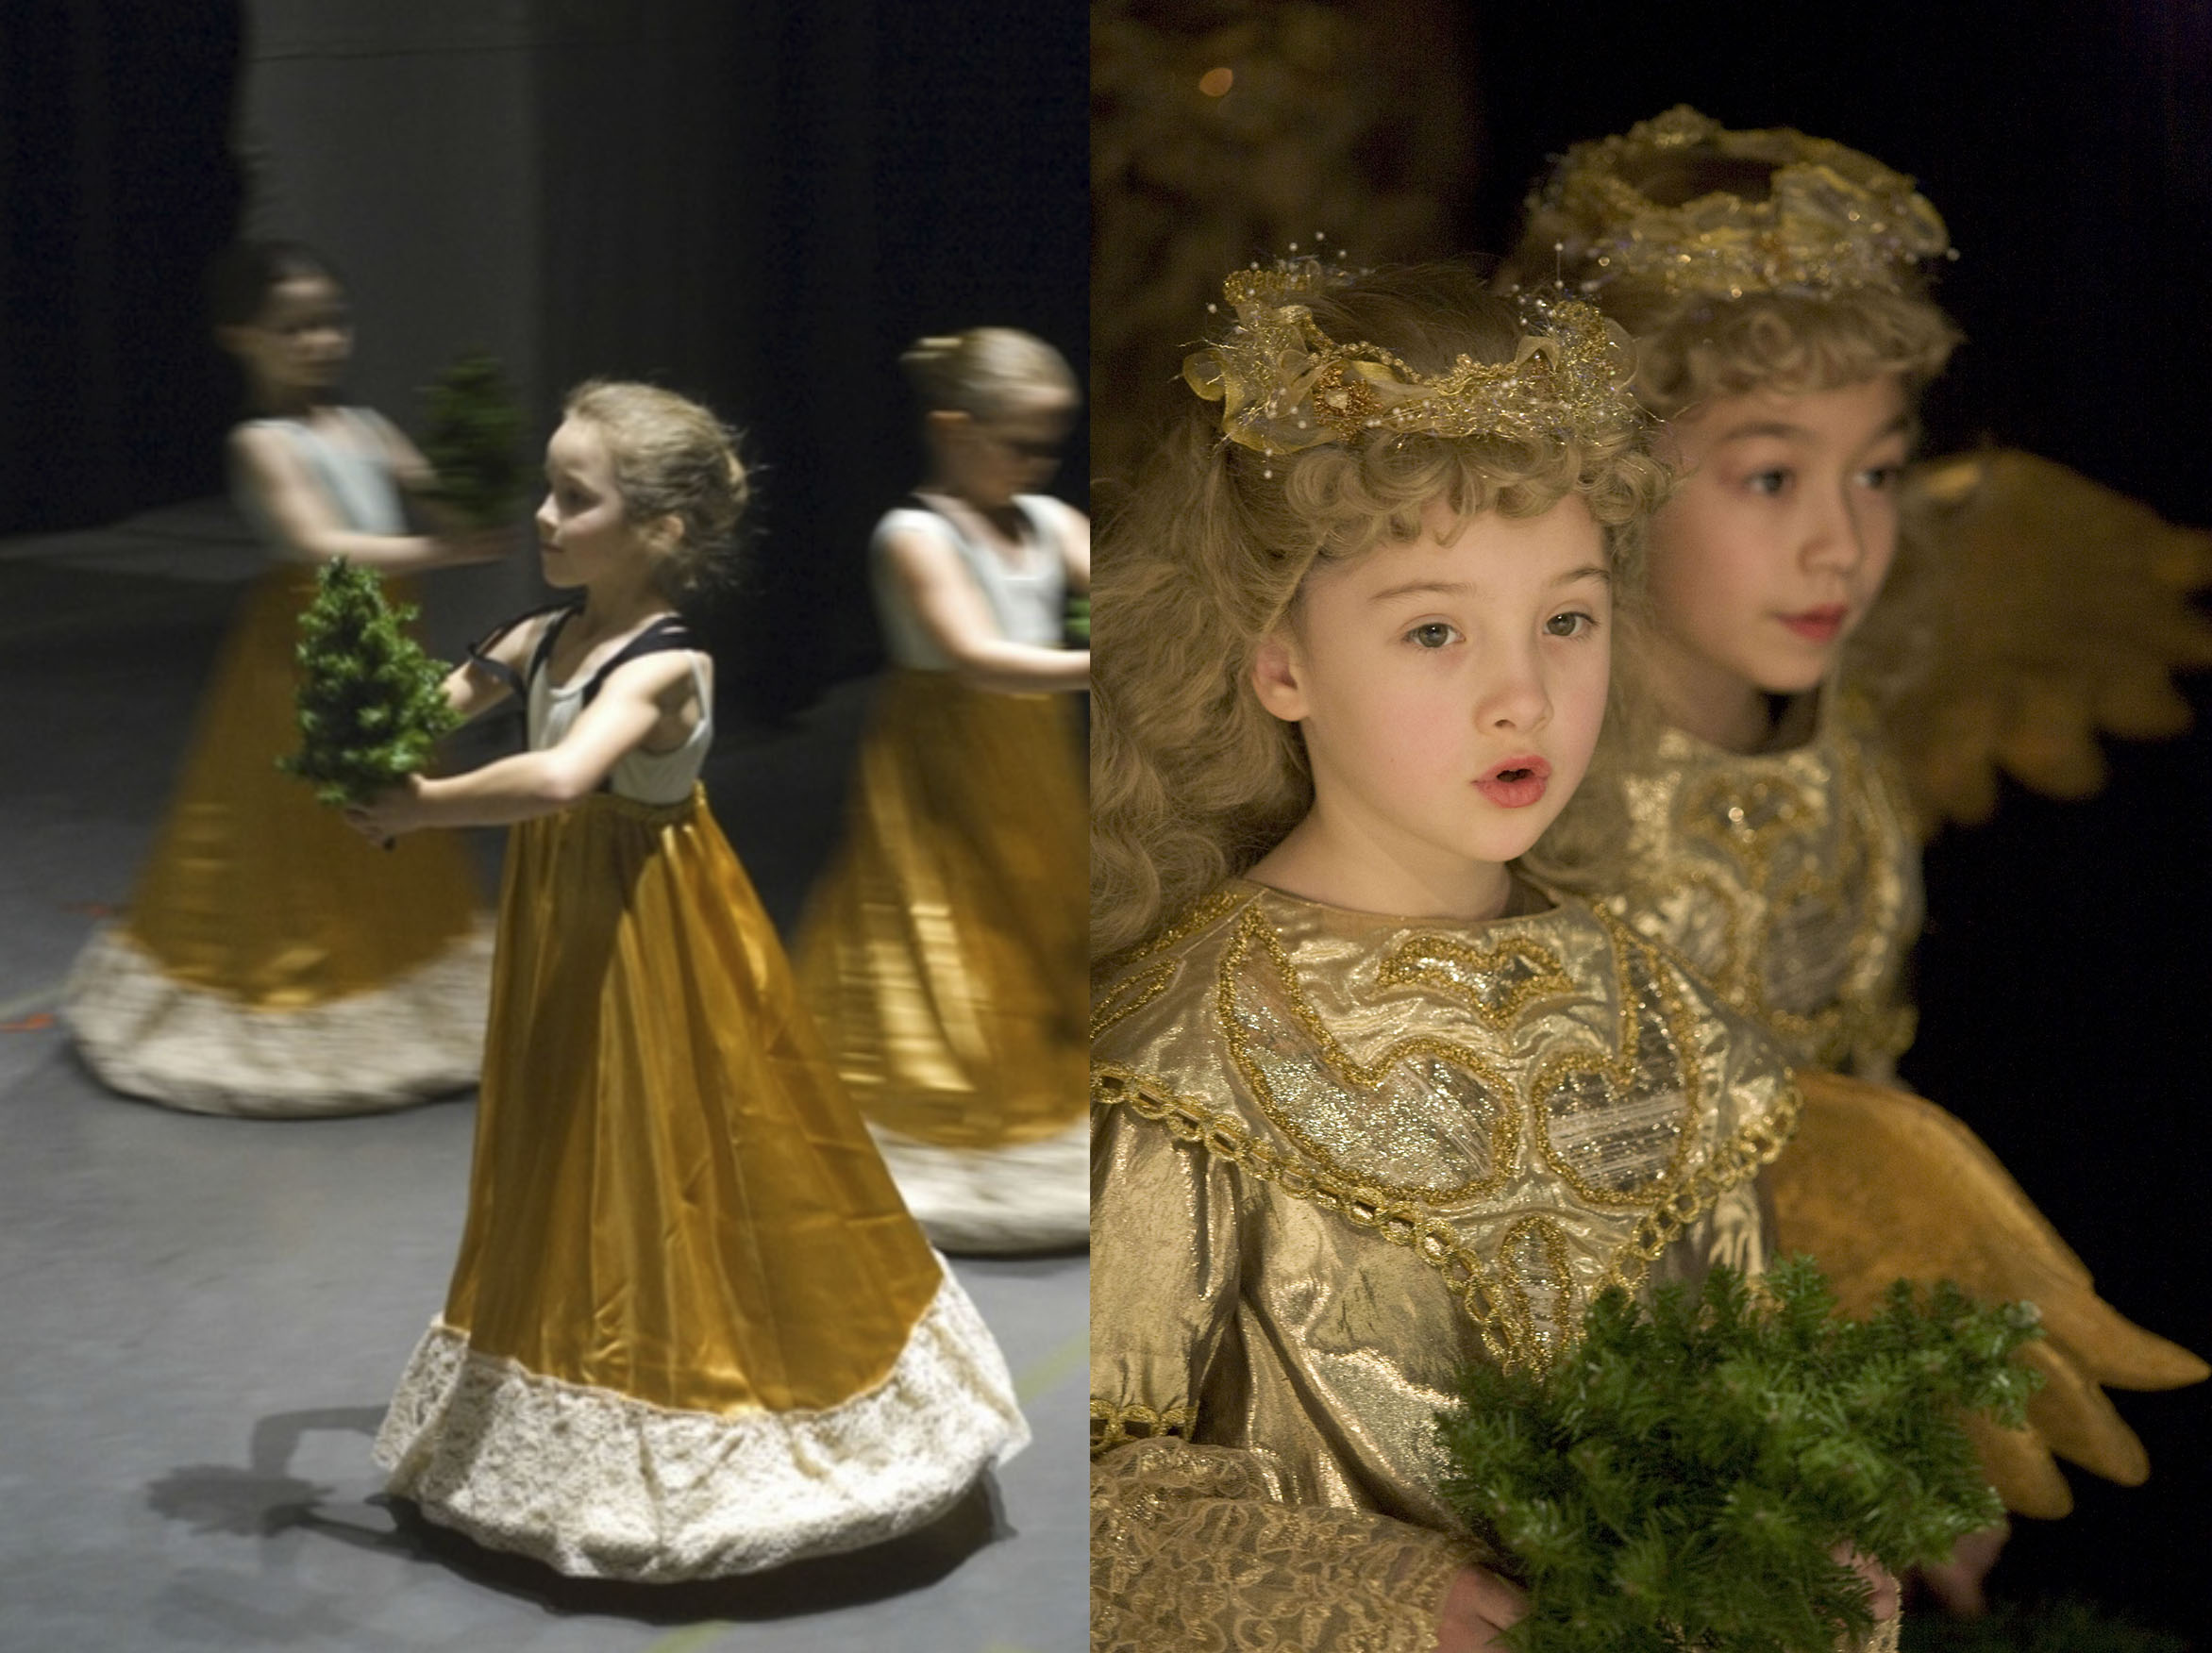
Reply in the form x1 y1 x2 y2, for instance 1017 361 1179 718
1090 1398 1199 1456
1091 960 1176 1043
1376 932 1576 1027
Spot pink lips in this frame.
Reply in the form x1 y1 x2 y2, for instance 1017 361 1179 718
1779 604 1848 643
1475 755 1550 808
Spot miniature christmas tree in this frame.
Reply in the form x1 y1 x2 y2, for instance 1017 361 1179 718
1434 1258 2044 1653
418 350 525 527
281 558 460 807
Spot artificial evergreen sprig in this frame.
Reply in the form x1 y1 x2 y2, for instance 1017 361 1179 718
417 350 525 528
281 558 460 808
1434 1258 2044 1653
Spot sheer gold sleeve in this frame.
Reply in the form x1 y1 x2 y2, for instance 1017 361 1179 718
1090 1098 1478 1653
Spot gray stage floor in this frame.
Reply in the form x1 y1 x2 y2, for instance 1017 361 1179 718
0 504 1087 1652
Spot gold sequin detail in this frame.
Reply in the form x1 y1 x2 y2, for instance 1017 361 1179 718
1092 960 1177 1043
1124 887 1248 963
1216 908 1520 1204
1498 1215 1576 1374
1377 933 1576 1027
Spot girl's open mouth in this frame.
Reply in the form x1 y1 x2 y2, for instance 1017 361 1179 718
1475 756 1551 808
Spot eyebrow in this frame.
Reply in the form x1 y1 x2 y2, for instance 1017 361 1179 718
1717 413 1912 446
1366 565 1610 604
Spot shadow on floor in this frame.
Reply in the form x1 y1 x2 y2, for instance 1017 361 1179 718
148 1406 1011 1627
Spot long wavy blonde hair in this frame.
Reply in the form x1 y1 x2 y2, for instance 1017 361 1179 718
1092 262 1671 958
1505 147 1962 893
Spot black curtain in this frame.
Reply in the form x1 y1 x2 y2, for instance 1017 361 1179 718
0 0 244 534
1467 2 2212 1639
530 0 1089 718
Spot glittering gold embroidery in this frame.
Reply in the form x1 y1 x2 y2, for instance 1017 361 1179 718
1092 960 1177 1042
1093 1063 1520 1362
1217 909 1520 1204
1124 887 1248 962
1091 1397 1199 1456
1527 907 1701 1209
1604 1078 1802 1294
1498 1215 1575 1374
1377 934 1576 1027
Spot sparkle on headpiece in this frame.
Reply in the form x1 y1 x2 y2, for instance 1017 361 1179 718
1538 105 1952 303
1183 259 1641 459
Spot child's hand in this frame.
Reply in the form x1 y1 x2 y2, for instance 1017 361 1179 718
1433 1565 1527 1653
1914 1522 2007 1616
1833 1544 1901 1622
344 776 427 845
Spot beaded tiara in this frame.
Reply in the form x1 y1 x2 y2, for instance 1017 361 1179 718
1182 259 1642 459
1534 106 1952 303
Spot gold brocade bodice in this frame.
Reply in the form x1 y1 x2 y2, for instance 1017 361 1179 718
1608 691 1921 1075
1090 882 1799 1553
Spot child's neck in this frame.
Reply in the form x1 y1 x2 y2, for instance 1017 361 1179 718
1246 810 1518 924
572 568 672 636
918 478 1026 540
1647 640 1792 754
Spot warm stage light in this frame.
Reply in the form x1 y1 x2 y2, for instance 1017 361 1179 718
1198 67 1233 97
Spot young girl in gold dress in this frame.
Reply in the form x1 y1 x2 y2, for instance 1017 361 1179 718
796 329 1089 1252
352 381 1028 1579
1088 260 1878 1652
1504 109 2206 1595
64 241 502 1116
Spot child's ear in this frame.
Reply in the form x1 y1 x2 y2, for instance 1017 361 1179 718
926 408 972 442
1251 628 1309 724
645 513 684 554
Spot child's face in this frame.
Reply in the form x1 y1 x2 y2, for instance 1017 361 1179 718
536 417 645 590
1254 494 1614 876
1647 376 1910 714
935 389 1076 509
223 274 351 398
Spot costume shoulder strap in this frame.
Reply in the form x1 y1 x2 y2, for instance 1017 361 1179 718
579 614 698 708
465 598 583 700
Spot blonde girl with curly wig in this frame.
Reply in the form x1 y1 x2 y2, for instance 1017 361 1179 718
1088 261 1846 1652
795 326 1091 1254
1502 109 2207 1611
348 380 1027 1580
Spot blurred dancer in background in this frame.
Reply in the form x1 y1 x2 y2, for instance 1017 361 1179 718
63 241 504 1116
798 329 1090 1251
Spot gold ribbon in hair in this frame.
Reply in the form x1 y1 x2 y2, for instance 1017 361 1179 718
1183 260 1641 458
1539 105 1952 302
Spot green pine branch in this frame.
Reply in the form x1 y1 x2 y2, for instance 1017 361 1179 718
417 350 525 527
1435 1257 2045 1653
280 558 461 807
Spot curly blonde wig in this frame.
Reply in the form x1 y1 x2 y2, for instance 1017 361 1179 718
1092 262 1671 957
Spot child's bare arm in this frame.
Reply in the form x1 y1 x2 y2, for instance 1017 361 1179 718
881 525 1088 692
349 650 695 836
231 425 506 571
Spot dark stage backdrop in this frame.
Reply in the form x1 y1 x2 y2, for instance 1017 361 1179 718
0 0 246 530
1463 1 2212 1641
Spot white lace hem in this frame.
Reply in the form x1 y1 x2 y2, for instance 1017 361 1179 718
62 922 492 1116
871 1114 1090 1253
371 1269 1031 1581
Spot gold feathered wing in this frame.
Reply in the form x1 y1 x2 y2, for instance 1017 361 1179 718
1767 1070 2206 1517
1858 450 2212 832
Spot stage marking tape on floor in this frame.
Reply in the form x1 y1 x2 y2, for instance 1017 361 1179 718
1014 1328 1087 1405
0 979 63 1022
642 1625 733 1653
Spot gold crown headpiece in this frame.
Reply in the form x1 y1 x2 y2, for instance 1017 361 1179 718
1182 259 1641 459
1537 106 1952 303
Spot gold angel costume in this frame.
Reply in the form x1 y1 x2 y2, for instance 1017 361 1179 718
375 607 1028 1578
796 496 1087 1252
1090 880 1801 1652
63 409 491 1115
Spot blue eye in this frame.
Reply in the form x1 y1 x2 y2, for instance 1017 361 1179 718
1407 623 1459 650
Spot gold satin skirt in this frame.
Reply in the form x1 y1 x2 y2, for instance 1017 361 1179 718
376 788 1030 1579
62 565 491 1114
796 672 1087 1149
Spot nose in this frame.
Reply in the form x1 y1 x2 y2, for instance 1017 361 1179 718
1801 478 1869 576
1473 638 1551 735
534 493 558 537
